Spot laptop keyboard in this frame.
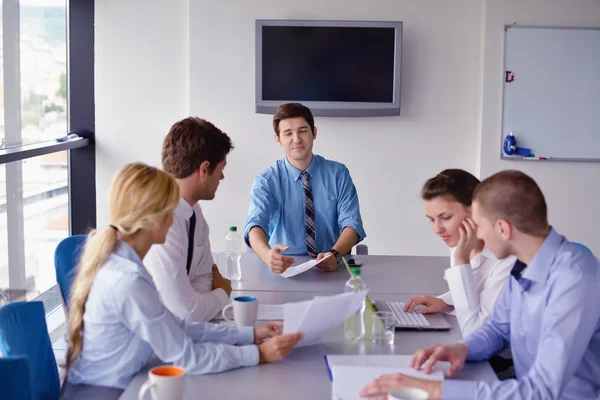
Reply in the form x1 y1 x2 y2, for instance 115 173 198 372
385 301 430 327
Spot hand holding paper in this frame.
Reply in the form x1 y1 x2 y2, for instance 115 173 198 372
283 290 368 347
280 253 333 278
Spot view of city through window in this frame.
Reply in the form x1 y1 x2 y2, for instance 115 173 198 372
0 0 68 302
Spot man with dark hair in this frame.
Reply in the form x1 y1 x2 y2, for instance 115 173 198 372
145 117 233 322
245 103 366 273
359 170 600 400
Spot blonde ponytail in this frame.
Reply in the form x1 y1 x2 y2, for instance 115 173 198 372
65 227 118 372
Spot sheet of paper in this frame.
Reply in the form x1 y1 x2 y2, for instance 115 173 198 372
326 354 450 373
331 365 443 400
257 304 283 320
282 299 312 333
280 253 333 278
214 304 284 321
284 290 368 347
327 355 447 400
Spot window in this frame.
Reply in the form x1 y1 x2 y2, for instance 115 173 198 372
0 151 68 300
0 0 95 313
1 0 67 150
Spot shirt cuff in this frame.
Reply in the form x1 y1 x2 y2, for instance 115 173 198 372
239 345 260 367
213 288 230 309
438 291 454 306
239 326 256 345
442 380 477 400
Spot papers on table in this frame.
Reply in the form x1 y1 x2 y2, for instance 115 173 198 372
280 253 333 278
215 304 283 321
283 290 368 347
326 355 447 400
257 304 283 320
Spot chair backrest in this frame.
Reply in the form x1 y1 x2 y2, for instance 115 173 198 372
0 356 34 400
355 244 369 255
54 234 87 308
0 301 60 400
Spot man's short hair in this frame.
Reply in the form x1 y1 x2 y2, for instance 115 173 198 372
272 103 315 136
162 117 233 179
473 170 548 237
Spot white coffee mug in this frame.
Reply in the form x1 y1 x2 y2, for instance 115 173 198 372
388 387 429 400
138 365 185 400
222 296 259 326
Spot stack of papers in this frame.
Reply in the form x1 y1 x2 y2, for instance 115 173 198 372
326 355 447 400
283 290 368 347
280 254 333 278
215 304 284 321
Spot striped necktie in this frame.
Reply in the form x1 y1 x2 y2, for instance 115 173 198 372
300 171 317 257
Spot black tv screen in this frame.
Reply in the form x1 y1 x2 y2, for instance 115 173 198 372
262 26 395 103
256 20 402 117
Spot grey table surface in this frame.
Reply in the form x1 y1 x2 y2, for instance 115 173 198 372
121 291 496 400
214 253 452 295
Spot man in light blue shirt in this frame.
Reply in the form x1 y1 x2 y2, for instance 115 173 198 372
245 103 366 273
359 170 600 400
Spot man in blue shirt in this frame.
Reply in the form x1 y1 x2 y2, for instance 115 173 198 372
245 103 366 273
360 170 600 400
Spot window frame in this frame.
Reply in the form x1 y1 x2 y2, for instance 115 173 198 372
0 0 95 294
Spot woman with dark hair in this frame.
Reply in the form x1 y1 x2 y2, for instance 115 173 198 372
404 169 516 337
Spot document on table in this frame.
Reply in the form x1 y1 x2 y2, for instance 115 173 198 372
283 290 368 347
215 304 283 321
326 355 447 400
280 253 333 278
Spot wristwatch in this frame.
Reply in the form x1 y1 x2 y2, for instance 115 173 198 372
329 249 342 264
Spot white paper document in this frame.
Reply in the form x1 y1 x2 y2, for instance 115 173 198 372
280 253 333 278
326 355 447 400
215 304 283 321
283 290 368 347
257 304 283 320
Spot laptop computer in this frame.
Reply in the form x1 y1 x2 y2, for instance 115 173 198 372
368 297 451 331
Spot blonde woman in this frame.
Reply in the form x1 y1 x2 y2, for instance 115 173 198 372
61 163 302 399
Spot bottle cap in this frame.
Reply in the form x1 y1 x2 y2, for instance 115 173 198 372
229 226 237 232
350 268 361 276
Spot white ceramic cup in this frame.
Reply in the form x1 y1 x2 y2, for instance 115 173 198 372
222 296 259 326
388 387 430 400
138 365 185 400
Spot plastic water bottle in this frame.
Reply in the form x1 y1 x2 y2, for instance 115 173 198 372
344 268 367 340
225 226 242 281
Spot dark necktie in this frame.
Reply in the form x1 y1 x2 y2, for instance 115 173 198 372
511 260 527 281
300 172 317 257
186 211 196 275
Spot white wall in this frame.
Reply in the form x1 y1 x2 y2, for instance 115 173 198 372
479 0 600 254
189 0 483 255
95 0 600 256
95 0 190 225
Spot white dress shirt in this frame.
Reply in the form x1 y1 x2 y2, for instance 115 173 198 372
438 247 516 336
67 240 258 390
144 198 229 322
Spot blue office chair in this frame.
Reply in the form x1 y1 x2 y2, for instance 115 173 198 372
571 241 592 254
54 234 87 308
0 302 60 400
0 356 34 400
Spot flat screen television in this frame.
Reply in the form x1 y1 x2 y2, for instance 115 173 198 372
256 20 403 117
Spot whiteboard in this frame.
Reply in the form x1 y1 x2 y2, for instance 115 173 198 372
502 26 600 161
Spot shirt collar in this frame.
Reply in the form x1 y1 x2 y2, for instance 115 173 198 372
519 227 563 285
176 197 196 219
112 239 152 281
284 154 318 181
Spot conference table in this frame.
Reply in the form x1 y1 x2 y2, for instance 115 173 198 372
121 253 497 399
